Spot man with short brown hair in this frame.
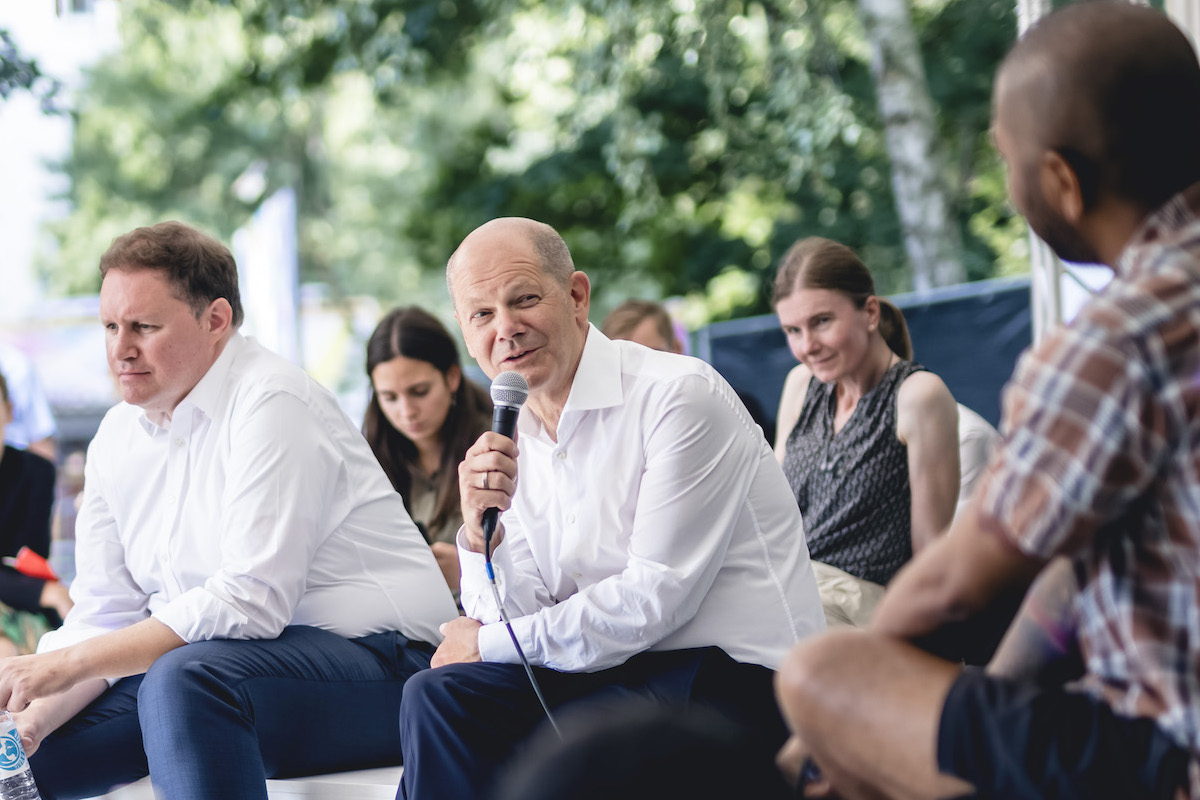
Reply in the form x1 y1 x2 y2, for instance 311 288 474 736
2 221 457 799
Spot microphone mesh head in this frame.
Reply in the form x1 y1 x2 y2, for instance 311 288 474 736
490 371 530 408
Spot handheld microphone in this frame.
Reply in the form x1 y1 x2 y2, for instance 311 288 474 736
478 370 560 738
482 371 529 549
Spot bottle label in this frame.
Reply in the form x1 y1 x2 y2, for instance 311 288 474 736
0 728 28 777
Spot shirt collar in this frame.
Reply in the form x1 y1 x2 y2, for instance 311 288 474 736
1118 181 1200 276
134 332 245 436
516 324 624 439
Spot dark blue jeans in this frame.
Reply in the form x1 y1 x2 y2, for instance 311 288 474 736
30 625 433 800
398 647 785 800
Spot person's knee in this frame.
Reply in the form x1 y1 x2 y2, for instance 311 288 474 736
400 664 493 735
776 629 875 726
400 665 458 715
138 647 225 711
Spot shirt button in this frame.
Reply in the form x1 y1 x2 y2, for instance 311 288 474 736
557 451 567 461
166 495 177 505
567 514 576 524
174 438 185 448
572 572 582 580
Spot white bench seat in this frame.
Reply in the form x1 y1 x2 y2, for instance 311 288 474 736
86 766 403 800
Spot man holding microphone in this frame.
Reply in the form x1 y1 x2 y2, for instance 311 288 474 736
398 216 825 799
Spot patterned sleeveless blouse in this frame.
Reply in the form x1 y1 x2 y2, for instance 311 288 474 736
781 360 925 585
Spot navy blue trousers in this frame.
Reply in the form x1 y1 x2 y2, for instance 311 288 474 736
30 625 433 800
397 647 785 800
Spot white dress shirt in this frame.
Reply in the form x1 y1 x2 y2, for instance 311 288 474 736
459 326 825 672
40 334 457 662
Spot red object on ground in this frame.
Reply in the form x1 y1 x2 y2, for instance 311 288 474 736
4 547 58 581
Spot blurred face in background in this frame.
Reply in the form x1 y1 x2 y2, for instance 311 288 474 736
623 317 682 354
371 356 461 456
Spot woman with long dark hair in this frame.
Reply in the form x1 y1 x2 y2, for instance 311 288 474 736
364 307 492 595
772 237 960 627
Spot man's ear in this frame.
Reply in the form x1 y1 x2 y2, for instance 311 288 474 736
207 298 235 338
569 271 591 325
1040 150 1085 224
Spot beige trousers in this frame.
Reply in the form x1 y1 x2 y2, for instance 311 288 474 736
811 560 886 628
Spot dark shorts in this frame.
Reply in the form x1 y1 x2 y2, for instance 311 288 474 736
937 669 1190 800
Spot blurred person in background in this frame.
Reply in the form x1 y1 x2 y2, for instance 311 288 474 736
602 298 775 440
364 306 493 597
0 369 72 657
773 237 960 628
600 299 684 354
0 343 58 462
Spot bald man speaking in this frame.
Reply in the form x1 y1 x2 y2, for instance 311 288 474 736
776 4 1200 800
397 217 825 799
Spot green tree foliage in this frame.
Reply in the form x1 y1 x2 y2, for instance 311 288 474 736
1 28 60 110
47 0 1019 323
47 1 453 304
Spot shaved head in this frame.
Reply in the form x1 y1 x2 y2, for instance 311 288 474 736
996 1 1200 212
447 218 574 307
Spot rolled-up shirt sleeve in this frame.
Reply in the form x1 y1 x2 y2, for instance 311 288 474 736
978 322 1166 559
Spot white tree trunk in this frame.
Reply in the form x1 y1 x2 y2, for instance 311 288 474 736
858 0 965 290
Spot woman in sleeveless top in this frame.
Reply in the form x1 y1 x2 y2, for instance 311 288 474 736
771 238 960 627
364 306 493 598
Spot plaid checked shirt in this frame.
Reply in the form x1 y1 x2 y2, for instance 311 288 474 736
978 183 1200 782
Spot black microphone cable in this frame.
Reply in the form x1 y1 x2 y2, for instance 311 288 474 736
483 517 562 739
482 371 562 739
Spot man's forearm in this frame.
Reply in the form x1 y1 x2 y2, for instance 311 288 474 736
987 557 1082 683
1 618 187 713
64 617 187 682
15 678 108 754
872 533 977 639
873 509 1044 652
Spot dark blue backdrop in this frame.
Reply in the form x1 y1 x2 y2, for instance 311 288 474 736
693 276 1033 435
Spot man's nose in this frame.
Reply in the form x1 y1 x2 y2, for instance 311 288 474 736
494 307 526 340
111 328 138 360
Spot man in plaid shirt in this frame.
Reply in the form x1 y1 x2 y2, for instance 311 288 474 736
775 4 1200 799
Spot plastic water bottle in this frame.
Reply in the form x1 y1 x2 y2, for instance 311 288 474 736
0 711 40 799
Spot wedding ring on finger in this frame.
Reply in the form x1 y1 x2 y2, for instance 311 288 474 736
482 471 490 491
